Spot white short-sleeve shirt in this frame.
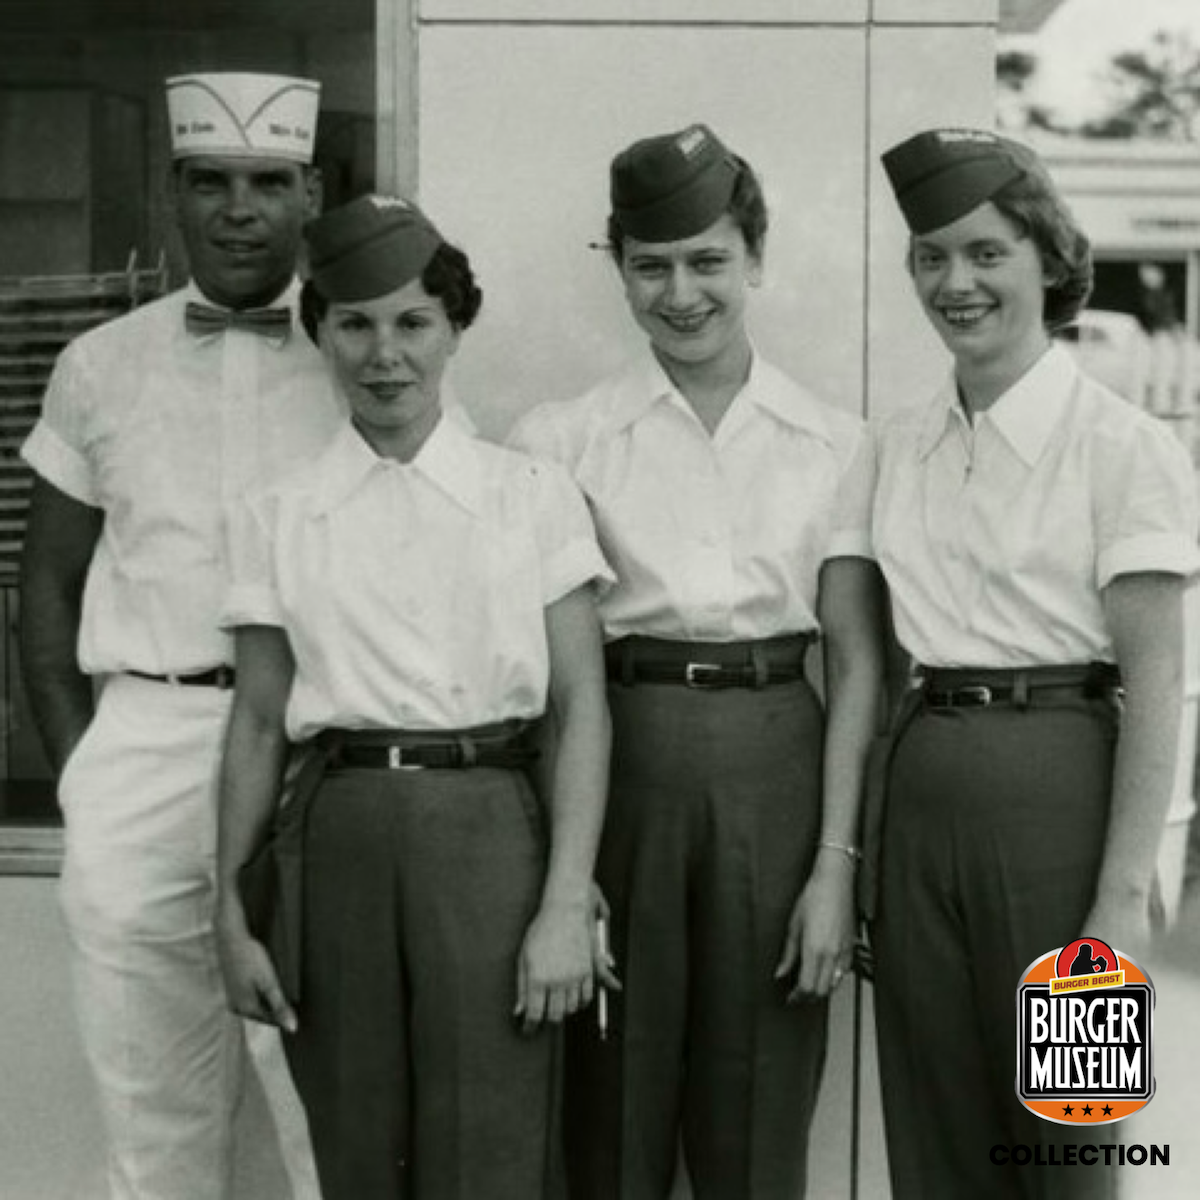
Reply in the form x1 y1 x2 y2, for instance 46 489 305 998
21 283 342 676
508 348 869 642
871 343 1200 669
223 417 613 740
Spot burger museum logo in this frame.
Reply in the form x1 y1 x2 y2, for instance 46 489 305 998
1016 937 1154 1126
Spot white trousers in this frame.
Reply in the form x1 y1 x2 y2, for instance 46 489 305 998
58 674 320 1200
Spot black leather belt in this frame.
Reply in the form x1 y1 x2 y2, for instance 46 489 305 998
605 634 815 689
127 666 236 689
919 663 1122 710
318 721 539 771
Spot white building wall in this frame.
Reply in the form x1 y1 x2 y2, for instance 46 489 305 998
415 0 1000 436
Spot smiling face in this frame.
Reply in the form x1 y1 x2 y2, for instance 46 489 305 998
175 155 319 309
619 213 760 374
910 200 1053 379
318 277 460 457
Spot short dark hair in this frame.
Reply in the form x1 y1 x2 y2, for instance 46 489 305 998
606 153 769 262
300 240 483 342
989 140 1093 333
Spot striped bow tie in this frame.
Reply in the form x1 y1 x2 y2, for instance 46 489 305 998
185 301 292 339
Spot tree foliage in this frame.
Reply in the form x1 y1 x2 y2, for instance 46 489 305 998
996 49 1061 132
997 27 1200 141
1082 30 1200 140
997 49 1038 91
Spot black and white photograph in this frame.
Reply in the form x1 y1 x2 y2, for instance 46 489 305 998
1 2 1198 1197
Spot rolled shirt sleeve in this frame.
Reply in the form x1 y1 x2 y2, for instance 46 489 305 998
1095 418 1200 588
825 422 876 562
525 457 615 605
220 492 285 629
22 341 101 506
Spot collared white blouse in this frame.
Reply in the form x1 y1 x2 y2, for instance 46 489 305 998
870 343 1200 669
509 348 870 643
224 418 613 740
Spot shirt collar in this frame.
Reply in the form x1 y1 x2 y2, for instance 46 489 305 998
415 413 485 514
312 415 485 518
604 343 833 445
917 379 970 461
918 342 1076 465
604 346 678 434
741 357 836 445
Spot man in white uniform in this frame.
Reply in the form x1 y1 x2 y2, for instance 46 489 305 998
19 72 339 1199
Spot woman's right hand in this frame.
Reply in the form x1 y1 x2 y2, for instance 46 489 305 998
216 905 297 1033
515 902 594 1031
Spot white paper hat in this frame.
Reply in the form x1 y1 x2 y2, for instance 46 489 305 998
166 73 321 163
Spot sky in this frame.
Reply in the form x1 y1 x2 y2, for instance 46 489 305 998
1027 0 1200 122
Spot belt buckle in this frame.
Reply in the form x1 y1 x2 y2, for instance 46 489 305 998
386 746 424 771
685 662 724 689
954 685 993 707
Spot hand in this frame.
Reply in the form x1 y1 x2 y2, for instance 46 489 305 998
515 903 594 1033
216 908 297 1033
590 881 621 993
774 854 856 1002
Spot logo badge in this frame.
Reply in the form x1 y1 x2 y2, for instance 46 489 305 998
368 195 412 212
676 126 708 158
1016 939 1154 1125
936 129 998 145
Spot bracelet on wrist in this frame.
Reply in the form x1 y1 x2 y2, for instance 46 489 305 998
818 839 862 866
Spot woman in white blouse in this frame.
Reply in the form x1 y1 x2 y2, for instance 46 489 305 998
214 195 612 1200
870 129 1199 1199
511 125 883 1200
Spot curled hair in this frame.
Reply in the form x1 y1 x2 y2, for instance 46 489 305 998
606 153 769 262
300 240 483 342
989 138 1093 333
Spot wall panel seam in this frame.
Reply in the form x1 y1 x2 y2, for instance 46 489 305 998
861 19 873 421
419 21 881 30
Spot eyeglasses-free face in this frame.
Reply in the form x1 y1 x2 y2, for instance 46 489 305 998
909 200 1053 381
619 213 761 377
319 279 460 457
175 156 318 310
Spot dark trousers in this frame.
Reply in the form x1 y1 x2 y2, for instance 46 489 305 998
284 765 564 1200
874 696 1120 1200
566 679 828 1200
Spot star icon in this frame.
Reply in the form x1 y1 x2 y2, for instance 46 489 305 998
1081 1105 1093 1116
1062 1105 1074 1116
1102 1105 1114 1116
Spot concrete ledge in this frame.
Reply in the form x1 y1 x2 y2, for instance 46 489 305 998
872 0 996 23
421 0 868 25
421 0 999 23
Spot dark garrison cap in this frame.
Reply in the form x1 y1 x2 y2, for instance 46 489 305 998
611 124 739 243
305 194 445 302
881 128 1026 235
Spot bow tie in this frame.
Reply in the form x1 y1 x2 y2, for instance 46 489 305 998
185 301 292 340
